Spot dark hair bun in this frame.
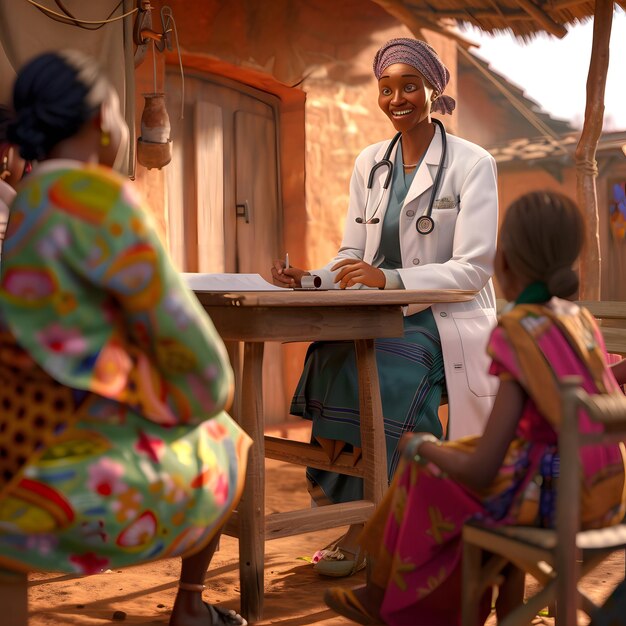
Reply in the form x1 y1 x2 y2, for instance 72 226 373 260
7 51 108 161
8 107 48 161
501 191 585 300
547 266 579 299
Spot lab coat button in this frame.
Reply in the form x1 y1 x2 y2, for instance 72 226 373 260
440 312 448 317
412 258 420 265
406 209 415 217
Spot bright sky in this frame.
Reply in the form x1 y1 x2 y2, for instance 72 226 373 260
462 8 626 131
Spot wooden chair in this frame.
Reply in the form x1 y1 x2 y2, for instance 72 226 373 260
578 300 626 357
461 378 626 626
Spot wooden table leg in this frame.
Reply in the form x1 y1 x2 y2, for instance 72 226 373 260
355 338 387 505
237 341 265 621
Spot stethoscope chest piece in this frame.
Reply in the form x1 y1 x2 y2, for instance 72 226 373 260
416 215 435 235
357 119 448 236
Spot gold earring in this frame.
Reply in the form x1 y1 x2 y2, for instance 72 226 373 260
101 130 111 147
0 150 10 181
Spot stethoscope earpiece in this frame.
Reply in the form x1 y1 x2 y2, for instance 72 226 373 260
356 119 448 235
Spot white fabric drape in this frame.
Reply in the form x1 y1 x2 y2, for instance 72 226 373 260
0 0 131 171
0 0 126 100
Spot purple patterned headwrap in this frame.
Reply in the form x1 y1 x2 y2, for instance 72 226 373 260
373 38 456 115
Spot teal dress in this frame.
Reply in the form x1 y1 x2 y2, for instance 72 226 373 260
291 144 445 504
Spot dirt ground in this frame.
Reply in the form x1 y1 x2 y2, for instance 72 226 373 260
28 425 625 626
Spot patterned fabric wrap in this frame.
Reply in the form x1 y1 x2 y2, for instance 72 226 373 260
372 38 456 115
293 309 444 504
0 162 251 574
358 299 626 626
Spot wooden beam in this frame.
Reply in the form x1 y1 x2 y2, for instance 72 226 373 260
370 0 473 47
576 0 613 300
222 501 376 540
513 0 568 37
264 501 376 540
264 436 364 476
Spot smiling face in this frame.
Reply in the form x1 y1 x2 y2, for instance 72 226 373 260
377 63 434 132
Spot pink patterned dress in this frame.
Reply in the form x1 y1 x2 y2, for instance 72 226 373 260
359 298 626 626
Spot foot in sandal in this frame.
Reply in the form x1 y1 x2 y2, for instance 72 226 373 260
314 543 367 577
170 582 247 626
324 585 384 625
313 524 366 577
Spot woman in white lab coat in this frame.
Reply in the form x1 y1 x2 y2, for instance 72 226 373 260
272 38 498 577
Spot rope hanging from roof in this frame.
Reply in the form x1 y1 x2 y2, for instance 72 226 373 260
457 44 570 156
24 0 137 29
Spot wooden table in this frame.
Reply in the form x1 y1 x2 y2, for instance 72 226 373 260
193 288 476 621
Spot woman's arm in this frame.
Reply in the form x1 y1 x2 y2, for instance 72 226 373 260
409 378 525 491
611 359 626 387
63 175 234 419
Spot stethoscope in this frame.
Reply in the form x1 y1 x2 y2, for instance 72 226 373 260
355 118 447 235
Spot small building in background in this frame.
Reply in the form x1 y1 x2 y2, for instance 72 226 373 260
457 50 626 301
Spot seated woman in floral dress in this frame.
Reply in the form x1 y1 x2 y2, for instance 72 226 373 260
0 50 250 626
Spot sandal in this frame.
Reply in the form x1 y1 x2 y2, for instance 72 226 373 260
177 582 247 625
324 587 384 625
203 602 247 626
313 543 367 577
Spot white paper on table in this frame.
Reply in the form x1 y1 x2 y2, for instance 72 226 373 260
182 273 285 291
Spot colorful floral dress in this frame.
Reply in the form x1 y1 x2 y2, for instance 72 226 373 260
0 160 251 575
358 298 626 626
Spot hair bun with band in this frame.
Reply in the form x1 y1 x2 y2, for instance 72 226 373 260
547 265 579 300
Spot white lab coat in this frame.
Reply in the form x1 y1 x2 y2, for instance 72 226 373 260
319 124 499 438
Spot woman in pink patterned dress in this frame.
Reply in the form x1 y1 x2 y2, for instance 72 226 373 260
325 190 626 625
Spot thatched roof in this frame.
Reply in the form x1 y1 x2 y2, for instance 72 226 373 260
373 0 626 39
489 130 626 165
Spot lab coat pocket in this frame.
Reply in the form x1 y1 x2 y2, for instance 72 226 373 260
451 308 498 398
432 207 458 257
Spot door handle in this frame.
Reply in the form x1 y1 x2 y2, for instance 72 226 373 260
235 201 250 223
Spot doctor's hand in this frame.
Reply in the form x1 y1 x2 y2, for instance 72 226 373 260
271 259 309 288
331 259 385 289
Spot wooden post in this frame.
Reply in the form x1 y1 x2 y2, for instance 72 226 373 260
575 0 614 300
0 573 28 626
236 341 265 622
355 338 387 505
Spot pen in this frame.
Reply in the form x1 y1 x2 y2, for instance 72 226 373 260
285 253 290 269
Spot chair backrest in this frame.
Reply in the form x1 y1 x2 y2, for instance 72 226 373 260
577 301 626 356
556 378 626 623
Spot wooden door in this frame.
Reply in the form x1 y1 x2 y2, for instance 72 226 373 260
165 70 287 423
